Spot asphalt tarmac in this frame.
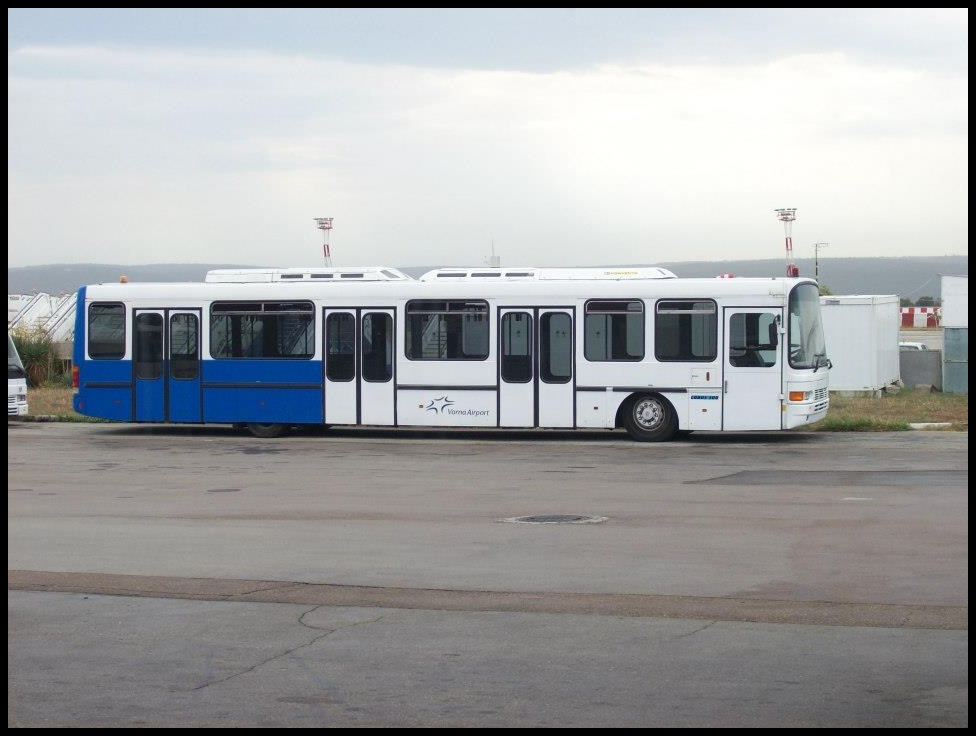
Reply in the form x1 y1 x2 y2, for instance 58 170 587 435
7 421 969 727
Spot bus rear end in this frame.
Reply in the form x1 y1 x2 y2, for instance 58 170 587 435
72 285 135 421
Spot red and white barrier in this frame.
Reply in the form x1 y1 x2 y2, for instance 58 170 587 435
900 307 942 328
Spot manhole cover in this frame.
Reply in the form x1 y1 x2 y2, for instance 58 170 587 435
501 514 608 524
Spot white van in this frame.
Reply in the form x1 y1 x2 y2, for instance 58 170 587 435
8 332 29 416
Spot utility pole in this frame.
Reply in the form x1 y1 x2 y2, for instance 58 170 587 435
813 241 829 281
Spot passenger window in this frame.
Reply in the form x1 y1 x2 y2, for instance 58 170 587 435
405 300 489 360
584 300 644 361
88 303 126 359
655 300 717 362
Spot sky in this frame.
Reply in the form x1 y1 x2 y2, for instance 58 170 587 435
7 8 969 269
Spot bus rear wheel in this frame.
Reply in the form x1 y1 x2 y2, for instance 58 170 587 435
246 423 290 439
623 394 677 442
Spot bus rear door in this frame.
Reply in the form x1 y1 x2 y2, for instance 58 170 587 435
323 308 395 426
133 309 202 423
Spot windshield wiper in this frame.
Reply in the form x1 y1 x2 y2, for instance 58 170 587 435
812 352 832 372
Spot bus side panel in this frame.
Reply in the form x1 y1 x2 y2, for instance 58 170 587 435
575 390 615 429
201 359 324 425
396 360 497 389
397 389 497 427
73 359 135 421
202 386 324 424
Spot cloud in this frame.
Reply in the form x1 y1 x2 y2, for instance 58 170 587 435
7 12 969 267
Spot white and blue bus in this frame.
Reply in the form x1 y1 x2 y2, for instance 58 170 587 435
71 265 831 441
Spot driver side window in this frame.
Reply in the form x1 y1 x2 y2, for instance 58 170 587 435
729 312 778 367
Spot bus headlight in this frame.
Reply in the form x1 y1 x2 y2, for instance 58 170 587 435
788 390 810 402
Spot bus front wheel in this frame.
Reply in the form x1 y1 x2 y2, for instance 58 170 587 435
622 394 677 442
246 423 290 439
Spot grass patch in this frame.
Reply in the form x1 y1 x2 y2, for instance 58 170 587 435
22 386 92 421
814 416 912 432
813 388 967 432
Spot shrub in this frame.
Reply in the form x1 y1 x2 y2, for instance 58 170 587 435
10 324 69 387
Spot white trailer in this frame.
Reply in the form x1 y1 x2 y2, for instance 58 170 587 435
820 295 901 394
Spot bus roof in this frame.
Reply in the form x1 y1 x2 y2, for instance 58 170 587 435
202 266 681 283
79 271 816 302
205 267 413 282
418 267 678 281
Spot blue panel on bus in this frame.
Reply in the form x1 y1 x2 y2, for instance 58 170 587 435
168 377 202 423
201 360 323 424
202 387 323 424
75 358 134 420
203 359 322 383
74 386 133 421
80 359 133 383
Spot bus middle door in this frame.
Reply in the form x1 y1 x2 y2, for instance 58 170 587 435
498 308 574 428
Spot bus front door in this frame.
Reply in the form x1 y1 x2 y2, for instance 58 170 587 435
499 308 574 428
721 307 783 431
133 309 202 423
323 308 395 426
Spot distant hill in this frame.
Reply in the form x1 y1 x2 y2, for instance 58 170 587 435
654 256 967 303
7 256 967 303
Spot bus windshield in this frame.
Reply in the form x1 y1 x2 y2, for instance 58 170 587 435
788 283 829 370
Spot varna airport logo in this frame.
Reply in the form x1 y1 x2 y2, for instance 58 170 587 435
424 396 455 414
422 395 491 418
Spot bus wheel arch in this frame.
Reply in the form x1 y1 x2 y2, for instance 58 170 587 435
620 393 678 442
246 422 291 439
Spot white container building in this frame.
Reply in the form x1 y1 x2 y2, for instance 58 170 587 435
940 275 968 393
820 295 901 394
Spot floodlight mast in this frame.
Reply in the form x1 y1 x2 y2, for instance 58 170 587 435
314 217 334 266
774 208 799 277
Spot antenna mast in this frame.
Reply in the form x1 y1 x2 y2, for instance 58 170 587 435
813 241 829 281
774 208 799 277
314 217 334 266
487 239 500 268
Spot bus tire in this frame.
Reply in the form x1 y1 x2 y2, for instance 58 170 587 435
622 393 677 442
246 422 290 439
